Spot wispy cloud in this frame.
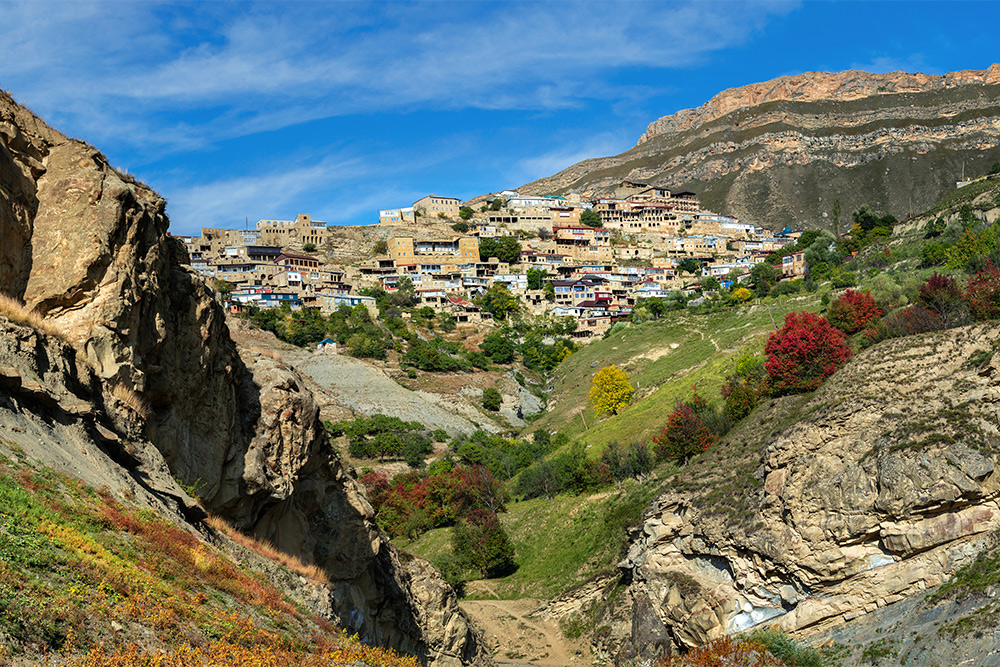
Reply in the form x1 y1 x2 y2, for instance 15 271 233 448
0 0 797 153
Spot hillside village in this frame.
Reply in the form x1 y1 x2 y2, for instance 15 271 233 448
174 182 807 341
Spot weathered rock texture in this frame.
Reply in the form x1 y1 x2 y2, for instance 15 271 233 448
0 89 489 667
571 321 1000 661
521 65 1000 229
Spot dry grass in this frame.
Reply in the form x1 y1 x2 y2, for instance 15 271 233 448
206 515 329 584
0 292 61 338
109 383 151 420
241 343 285 364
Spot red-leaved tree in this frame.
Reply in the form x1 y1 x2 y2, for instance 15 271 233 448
826 289 882 334
765 311 852 395
918 273 967 326
652 403 716 464
965 261 1000 321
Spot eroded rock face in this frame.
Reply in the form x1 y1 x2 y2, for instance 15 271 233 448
589 322 1000 657
0 89 489 667
520 65 1000 230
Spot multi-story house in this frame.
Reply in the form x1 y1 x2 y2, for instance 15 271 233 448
413 195 462 218
389 235 480 270
378 207 416 225
257 214 329 247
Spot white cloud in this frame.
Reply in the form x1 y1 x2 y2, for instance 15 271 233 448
0 0 797 151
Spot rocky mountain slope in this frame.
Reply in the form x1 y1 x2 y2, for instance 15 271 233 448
552 320 1000 664
521 65 1000 229
0 89 489 666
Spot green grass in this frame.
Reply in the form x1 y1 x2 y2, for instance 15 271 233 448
534 294 822 454
395 477 667 600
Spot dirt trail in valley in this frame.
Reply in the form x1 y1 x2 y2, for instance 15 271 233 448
459 597 591 666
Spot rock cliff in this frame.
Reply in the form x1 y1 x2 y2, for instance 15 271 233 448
0 89 489 667
521 65 1000 229
568 321 1000 662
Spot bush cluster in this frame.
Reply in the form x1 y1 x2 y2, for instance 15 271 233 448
326 415 433 466
359 463 507 539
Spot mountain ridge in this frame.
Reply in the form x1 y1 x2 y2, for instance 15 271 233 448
520 65 1000 230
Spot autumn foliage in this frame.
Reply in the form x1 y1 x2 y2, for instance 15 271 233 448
765 311 852 395
826 289 882 334
590 364 634 416
652 391 717 464
965 261 1000 321
360 463 507 539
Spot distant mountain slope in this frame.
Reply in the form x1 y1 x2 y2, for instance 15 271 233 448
521 65 1000 229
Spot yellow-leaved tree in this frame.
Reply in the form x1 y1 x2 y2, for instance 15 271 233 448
590 365 634 416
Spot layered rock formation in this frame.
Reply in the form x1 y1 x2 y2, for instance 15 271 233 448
0 89 488 667
576 321 1000 662
521 65 1000 229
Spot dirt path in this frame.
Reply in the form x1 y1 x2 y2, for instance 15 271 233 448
459 598 591 666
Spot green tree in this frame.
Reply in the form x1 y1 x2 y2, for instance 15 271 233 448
580 209 602 228
478 236 522 264
527 267 546 291
482 387 502 411
391 276 419 307
373 239 388 255
678 257 701 274
489 198 503 211
459 206 475 220
476 283 520 320
303 242 317 252
480 332 516 364
590 365 634 416
452 221 470 233
749 262 778 296
451 510 516 578
211 278 236 296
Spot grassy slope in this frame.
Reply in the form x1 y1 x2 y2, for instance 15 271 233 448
535 295 822 454
0 445 416 667
395 479 667 600
397 177 1000 604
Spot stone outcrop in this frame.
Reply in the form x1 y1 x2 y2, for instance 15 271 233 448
521 65 1000 229
578 322 1000 660
0 89 489 666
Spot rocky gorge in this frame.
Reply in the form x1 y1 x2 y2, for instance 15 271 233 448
531 317 1000 665
0 89 489 666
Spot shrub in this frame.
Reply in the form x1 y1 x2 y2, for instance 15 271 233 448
965 261 1000 321
918 273 968 326
480 332 516 364
652 392 717 464
601 441 654 489
826 289 882 334
451 221 469 233
921 242 948 266
451 510 516 578
831 271 857 288
482 387 502 411
721 356 767 421
590 365 634 416
732 286 752 302
303 243 317 252
765 312 852 395
770 280 801 297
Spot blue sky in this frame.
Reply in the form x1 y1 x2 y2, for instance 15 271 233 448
2 1 998 235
